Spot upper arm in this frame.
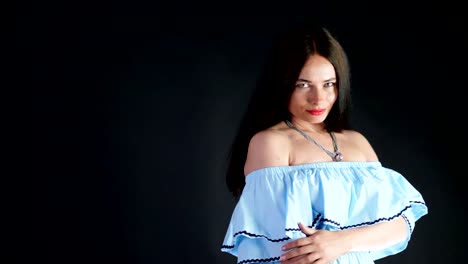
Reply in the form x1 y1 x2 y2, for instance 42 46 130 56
349 130 379 162
244 130 289 176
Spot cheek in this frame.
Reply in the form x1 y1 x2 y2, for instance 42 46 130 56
288 93 302 111
327 90 338 103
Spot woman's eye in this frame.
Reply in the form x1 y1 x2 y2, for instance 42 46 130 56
324 82 336 88
295 83 310 88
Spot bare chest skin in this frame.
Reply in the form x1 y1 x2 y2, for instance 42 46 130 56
288 131 367 165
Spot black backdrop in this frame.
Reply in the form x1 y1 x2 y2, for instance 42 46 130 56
14 1 466 263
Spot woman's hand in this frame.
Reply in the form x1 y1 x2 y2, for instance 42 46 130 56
280 223 350 264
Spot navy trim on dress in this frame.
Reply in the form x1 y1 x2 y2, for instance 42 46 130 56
220 201 425 254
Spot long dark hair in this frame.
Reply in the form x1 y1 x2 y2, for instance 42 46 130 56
225 23 352 198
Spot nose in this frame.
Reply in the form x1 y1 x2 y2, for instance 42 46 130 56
307 88 326 104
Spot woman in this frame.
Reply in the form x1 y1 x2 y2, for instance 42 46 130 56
220 23 428 264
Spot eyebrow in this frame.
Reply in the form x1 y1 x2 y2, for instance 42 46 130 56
297 78 337 83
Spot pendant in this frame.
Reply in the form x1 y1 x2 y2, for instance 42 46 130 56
333 152 343 162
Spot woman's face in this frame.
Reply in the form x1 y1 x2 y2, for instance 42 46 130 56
288 54 337 124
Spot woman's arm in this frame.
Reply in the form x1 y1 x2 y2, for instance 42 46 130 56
341 216 407 252
280 216 408 264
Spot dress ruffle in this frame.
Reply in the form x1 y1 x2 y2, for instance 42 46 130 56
220 162 428 264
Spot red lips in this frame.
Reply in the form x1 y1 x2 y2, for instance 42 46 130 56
306 109 326 115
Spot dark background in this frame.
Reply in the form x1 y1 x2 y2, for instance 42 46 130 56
13 0 465 263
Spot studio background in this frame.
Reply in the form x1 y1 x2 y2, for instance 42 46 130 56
14 1 465 263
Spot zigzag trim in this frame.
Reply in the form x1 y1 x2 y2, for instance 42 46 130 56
230 230 290 242
323 205 412 229
221 201 425 256
401 214 413 234
238 256 280 264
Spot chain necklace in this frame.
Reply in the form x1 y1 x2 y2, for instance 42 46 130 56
285 120 343 162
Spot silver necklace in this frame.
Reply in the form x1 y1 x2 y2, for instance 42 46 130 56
285 120 343 162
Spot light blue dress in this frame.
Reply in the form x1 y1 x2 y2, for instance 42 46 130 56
221 162 428 264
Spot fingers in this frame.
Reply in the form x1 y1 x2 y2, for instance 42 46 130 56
281 244 310 261
280 254 307 264
282 237 309 251
282 223 317 250
281 252 322 264
298 222 316 236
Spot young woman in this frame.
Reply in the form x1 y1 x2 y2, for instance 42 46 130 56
220 23 428 264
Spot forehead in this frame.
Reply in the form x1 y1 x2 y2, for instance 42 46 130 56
298 55 336 80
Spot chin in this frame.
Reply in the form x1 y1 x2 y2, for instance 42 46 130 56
308 117 326 123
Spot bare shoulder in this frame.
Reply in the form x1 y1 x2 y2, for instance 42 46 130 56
244 124 290 176
342 130 379 162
